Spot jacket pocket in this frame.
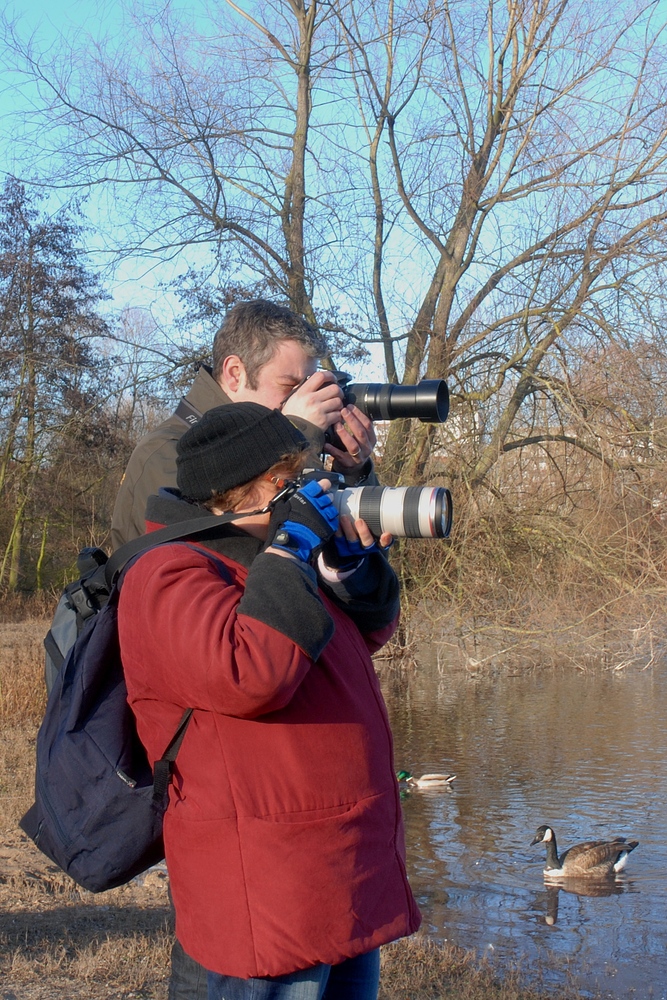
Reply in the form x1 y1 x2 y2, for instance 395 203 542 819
238 791 410 971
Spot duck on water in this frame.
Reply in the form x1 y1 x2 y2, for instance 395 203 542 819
396 771 456 789
531 824 638 878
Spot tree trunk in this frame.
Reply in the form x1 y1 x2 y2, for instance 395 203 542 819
282 2 317 321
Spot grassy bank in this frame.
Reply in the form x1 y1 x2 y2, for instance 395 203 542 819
376 450 667 673
391 541 667 674
0 617 588 1000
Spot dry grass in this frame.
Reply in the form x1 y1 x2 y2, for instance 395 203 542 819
0 622 48 724
0 719 173 999
0 821 173 999
390 504 667 673
0 618 173 999
379 939 578 999
382 447 667 673
402 594 667 675
0 589 55 625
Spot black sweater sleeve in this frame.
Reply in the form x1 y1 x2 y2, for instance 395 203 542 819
237 552 335 661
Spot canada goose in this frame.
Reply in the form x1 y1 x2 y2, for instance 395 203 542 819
531 824 638 878
396 770 456 788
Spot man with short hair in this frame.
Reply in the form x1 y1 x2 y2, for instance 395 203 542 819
111 299 377 549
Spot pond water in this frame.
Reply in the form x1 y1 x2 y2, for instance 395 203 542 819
381 656 667 998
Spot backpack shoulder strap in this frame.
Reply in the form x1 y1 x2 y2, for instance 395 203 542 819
152 708 193 802
120 543 235 798
43 629 66 674
105 508 260 588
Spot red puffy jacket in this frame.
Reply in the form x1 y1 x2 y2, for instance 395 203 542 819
118 494 421 978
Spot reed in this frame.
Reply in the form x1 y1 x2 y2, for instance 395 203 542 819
0 620 47 724
388 478 667 672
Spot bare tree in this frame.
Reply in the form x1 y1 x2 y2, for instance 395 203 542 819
6 0 667 497
339 0 667 485
3 1 346 325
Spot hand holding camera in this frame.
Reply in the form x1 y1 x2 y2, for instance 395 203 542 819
266 479 339 563
280 371 344 433
281 369 450 472
278 372 375 472
324 406 376 471
320 515 393 571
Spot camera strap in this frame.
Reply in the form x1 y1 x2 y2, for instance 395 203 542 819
175 397 203 427
105 506 270 588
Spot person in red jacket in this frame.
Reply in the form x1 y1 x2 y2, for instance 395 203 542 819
117 402 420 1000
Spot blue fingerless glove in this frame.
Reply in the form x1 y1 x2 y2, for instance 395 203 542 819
333 535 378 559
268 480 339 563
321 533 387 570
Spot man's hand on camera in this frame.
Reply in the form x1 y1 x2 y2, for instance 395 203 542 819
281 372 343 431
324 405 376 473
265 479 338 564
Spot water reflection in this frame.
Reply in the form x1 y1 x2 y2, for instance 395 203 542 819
381 659 667 998
540 878 628 926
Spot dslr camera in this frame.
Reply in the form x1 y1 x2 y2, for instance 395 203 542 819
286 470 453 540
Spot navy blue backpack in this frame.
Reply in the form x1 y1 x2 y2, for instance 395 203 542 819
20 511 239 893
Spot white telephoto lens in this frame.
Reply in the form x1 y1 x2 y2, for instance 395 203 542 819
331 486 451 538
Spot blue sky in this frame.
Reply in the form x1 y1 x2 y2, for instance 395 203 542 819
6 0 664 383
0 0 198 328
0 0 392 376
6 0 111 37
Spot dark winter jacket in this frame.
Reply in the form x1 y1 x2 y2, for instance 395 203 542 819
110 366 377 549
117 490 420 978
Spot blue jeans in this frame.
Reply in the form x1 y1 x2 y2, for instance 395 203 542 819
168 938 209 1000
206 949 381 1000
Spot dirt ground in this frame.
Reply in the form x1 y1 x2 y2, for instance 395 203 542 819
0 828 172 999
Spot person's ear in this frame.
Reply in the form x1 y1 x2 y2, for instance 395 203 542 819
219 354 247 396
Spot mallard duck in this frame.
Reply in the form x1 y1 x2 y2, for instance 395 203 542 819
396 770 456 788
531 824 638 878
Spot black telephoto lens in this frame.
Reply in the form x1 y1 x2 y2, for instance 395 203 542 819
344 379 449 423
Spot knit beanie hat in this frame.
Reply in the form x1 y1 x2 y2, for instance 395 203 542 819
176 402 308 501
